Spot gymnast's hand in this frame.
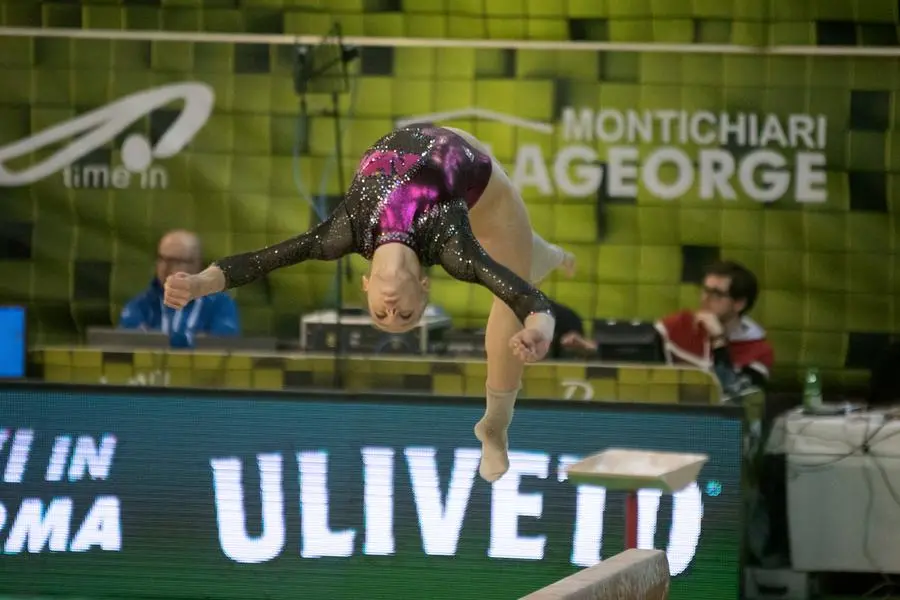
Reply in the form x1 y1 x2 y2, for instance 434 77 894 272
164 272 196 309
509 328 550 363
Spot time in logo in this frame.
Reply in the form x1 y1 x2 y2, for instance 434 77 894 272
0 82 214 192
62 132 166 190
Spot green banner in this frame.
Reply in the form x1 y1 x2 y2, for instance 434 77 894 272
0 383 743 599
0 34 895 386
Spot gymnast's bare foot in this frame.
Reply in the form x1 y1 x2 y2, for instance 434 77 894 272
474 419 510 482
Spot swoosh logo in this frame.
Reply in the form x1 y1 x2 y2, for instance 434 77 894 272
0 82 215 186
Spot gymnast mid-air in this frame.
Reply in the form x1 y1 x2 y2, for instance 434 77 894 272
163 124 575 482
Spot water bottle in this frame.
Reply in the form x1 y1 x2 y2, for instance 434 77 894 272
803 367 823 410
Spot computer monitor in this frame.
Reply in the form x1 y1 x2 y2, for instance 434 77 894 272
592 320 665 364
0 305 26 378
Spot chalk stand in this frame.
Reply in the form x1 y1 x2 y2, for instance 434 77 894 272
519 449 709 599
566 448 709 551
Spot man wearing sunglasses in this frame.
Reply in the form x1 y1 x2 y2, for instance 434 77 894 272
655 260 773 390
118 230 240 348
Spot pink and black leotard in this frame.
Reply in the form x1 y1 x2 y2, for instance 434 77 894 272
214 125 554 325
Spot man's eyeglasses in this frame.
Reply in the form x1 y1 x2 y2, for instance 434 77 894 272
702 285 730 299
157 254 194 266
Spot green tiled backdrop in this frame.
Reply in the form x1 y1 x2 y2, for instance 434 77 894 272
0 0 898 389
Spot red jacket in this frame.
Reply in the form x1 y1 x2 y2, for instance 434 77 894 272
654 310 774 380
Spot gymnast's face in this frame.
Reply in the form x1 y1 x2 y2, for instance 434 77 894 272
362 269 429 333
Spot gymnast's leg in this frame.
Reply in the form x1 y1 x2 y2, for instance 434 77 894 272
474 233 570 481
476 298 529 482
472 188 536 483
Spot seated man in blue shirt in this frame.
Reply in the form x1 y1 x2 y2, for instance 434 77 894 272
119 230 240 348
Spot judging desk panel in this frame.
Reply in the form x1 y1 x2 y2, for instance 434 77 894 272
30 346 725 406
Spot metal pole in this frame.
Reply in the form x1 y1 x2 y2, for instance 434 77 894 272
331 89 347 390
625 490 639 550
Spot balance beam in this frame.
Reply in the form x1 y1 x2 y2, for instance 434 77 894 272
519 549 670 600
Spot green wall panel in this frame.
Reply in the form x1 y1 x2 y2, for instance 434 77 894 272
0 27 895 386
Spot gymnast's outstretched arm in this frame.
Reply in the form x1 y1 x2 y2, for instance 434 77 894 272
180 205 355 301
435 204 555 335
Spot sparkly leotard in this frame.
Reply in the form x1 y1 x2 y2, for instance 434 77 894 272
215 125 554 324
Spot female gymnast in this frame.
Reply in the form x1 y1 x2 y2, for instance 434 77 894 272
163 124 574 482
